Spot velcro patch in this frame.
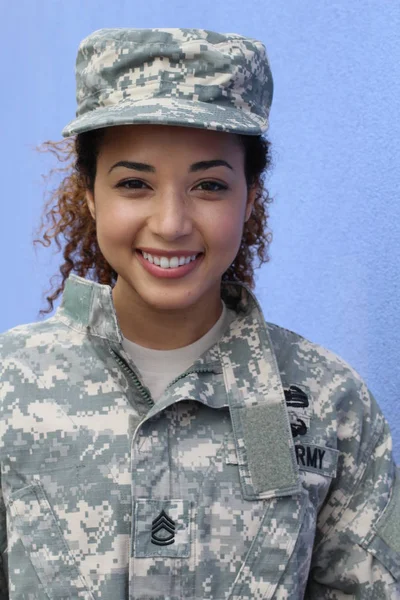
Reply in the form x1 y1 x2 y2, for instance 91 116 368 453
240 404 298 494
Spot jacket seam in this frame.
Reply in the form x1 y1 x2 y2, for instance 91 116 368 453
56 313 115 342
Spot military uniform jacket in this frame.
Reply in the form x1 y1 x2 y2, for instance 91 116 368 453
0 274 399 599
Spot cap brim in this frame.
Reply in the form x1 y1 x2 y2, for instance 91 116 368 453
61 97 268 137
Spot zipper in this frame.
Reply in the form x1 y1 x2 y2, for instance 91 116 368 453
110 348 154 408
164 367 215 391
110 347 216 406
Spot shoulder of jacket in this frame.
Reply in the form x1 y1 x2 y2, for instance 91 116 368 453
0 315 69 361
264 320 369 396
265 320 352 369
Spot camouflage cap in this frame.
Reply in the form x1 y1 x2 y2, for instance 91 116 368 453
61 27 274 138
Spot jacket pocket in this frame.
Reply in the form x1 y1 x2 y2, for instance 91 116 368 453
196 434 312 599
7 481 94 599
227 491 309 600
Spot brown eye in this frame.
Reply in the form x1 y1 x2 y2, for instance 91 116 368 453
115 179 228 192
196 181 228 192
116 179 147 189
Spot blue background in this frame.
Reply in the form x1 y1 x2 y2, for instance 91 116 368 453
1 1 399 461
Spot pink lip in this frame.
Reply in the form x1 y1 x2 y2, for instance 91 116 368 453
135 249 204 279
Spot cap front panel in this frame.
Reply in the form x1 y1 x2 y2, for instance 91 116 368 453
62 28 273 137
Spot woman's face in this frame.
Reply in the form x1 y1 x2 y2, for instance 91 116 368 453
85 124 256 317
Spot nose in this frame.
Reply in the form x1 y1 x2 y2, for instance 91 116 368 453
149 189 193 238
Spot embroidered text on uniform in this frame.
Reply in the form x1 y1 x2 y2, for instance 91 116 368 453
295 444 326 470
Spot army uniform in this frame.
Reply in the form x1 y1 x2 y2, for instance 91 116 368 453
0 274 399 598
2 27 399 598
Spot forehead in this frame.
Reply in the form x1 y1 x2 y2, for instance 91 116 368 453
98 124 244 158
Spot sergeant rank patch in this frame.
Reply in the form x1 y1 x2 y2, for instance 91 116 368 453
151 510 176 546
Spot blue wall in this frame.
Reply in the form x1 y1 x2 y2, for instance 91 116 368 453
1 2 399 461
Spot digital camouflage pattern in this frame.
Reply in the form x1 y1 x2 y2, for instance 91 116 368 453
0 273 399 599
61 28 274 138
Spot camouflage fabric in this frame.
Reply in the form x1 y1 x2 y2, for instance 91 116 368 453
0 273 399 599
61 28 274 138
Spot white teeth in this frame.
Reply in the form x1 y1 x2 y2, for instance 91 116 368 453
142 252 198 269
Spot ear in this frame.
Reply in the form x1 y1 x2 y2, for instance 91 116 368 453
245 184 258 223
85 189 96 221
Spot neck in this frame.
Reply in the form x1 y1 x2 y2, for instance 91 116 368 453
111 278 224 350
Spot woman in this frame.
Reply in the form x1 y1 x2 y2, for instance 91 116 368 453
0 27 399 599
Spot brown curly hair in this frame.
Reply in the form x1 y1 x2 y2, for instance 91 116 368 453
33 128 275 317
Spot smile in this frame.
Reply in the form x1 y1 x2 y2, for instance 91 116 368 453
136 250 204 279
141 251 200 269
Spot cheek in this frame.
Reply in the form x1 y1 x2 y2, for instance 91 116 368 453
208 212 244 251
95 204 138 247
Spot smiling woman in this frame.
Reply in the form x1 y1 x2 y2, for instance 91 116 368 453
0 26 399 600
35 123 273 349
34 122 273 344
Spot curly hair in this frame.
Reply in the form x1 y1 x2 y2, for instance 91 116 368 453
33 128 275 316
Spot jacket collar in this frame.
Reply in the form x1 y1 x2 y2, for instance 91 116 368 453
58 273 258 345
56 272 250 385
57 274 300 499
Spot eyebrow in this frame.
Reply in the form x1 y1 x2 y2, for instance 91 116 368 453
108 159 234 174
